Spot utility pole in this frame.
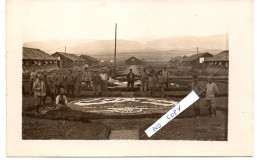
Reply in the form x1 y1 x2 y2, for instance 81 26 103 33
197 47 199 70
114 23 117 67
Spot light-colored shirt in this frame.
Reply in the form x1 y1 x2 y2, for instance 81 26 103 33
99 73 108 81
205 82 218 100
162 70 169 79
56 94 68 105
33 80 45 96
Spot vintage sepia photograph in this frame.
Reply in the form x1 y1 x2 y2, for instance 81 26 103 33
21 0 229 141
6 0 253 157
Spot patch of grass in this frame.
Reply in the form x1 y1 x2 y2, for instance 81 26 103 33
139 117 227 141
22 116 111 140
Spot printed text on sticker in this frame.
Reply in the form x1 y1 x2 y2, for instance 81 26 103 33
145 91 199 137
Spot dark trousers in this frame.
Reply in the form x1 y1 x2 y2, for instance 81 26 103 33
127 80 135 91
193 101 200 117
75 85 81 97
66 84 75 97
100 81 108 97
165 81 169 89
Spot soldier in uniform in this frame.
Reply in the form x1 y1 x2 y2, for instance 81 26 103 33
64 70 75 97
205 76 219 117
140 68 149 92
191 75 201 118
32 74 46 113
127 69 135 91
83 67 92 88
75 70 83 97
157 70 166 98
91 69 101 97
99 68 110 97
148 72 157 97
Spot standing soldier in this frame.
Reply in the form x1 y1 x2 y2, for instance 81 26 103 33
83 67 92 88
64 70 75 97
30 68 38 95
42 71 52 106
42 76 56 106
148 72 157 97
99 68 110 97
127 69 135 91
53 71 60 94
91 69 101 97
191 75 200 118
140 68 149 92
32 74 46 114
162 67 169 89
58 71 65 89
157 70 166 98
54 71 65 94
75 70 83 97
205 76 219 117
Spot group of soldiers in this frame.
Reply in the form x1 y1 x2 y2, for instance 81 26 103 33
127 67 219 118
29 67 110 114
126 67 170 98
29 66 219 118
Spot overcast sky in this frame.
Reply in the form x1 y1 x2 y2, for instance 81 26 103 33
21 0 230 42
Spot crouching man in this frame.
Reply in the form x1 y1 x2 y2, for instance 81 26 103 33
54 88 70 111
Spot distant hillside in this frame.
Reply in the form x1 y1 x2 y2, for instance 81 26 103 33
23 34 227 62
70 39 154 54
146 34 228 51
23 39 93 54
89 49 223 63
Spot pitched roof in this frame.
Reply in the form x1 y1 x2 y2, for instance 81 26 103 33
80 55 99 63
53 52 86 62
23 47 58 60
125 56 142 62
182 52 212 62
205 50 229 62
169 56 187 62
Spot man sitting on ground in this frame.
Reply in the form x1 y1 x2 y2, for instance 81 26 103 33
55 87 70 111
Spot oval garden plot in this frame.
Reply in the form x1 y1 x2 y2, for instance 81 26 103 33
68 97 178 115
